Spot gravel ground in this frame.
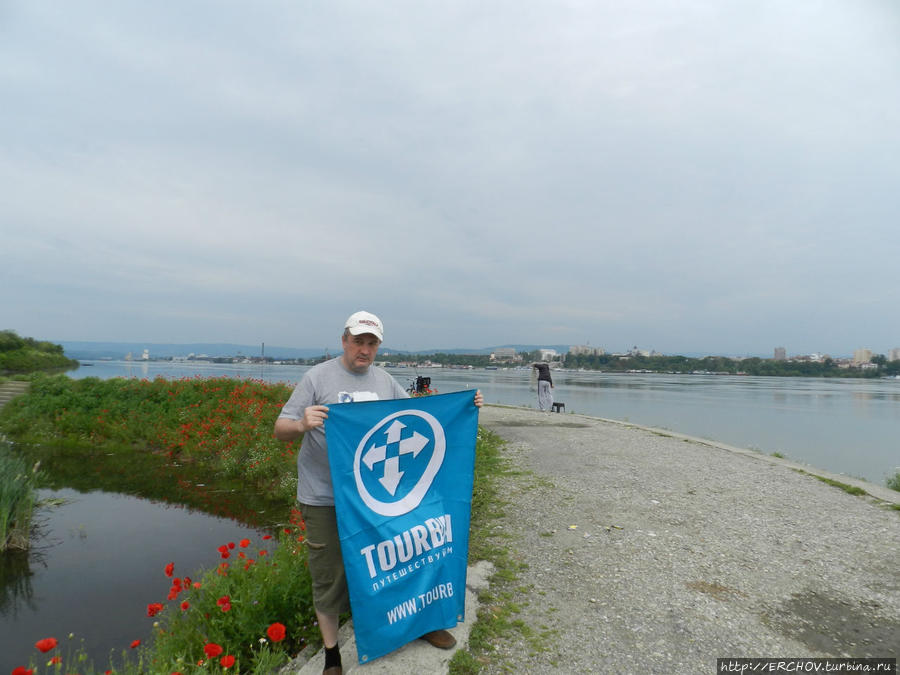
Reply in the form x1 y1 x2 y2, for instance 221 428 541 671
475 405 900 674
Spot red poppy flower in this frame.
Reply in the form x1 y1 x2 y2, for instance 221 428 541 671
131 639 141 648
147 602 164 617
204 643 223 659
181 601 190 611
262 534 272 540
164 562 175 578
220 655 235 668
239 538 250 548
227 541 235 549
267 622 286 642
35 637 58 653
48 656 61 665
13 668 34 675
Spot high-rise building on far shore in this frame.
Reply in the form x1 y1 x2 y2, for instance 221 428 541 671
774 347 786 361
569 345 605 356
889 347 900 362
852 348 873 365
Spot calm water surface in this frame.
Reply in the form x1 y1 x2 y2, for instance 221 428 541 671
72 360 900 484
0 488 266 672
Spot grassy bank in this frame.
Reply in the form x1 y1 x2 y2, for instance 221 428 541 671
0 330 78 374
0 374 301 522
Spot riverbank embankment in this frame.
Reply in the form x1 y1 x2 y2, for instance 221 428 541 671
474 405 899 673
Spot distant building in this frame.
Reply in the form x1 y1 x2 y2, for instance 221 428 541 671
538 348 558 361
889 348 900 362
852 348 873 365
774 347 786 361
491 347 518 362
569 345 605 356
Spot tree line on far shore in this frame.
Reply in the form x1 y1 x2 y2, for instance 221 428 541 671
375 350 900 378
563 352 900 377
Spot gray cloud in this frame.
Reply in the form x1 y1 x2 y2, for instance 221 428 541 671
2 1 899 356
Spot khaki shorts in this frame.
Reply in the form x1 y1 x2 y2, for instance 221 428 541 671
298 503 350 616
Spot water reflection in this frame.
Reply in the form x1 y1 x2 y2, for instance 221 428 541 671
0 488 267 672
0 548 36 618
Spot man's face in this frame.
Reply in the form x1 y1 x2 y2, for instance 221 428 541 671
341 332 381 373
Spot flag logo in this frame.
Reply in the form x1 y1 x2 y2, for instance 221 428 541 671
353 409 446 516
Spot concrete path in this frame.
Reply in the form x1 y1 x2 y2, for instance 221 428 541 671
281 560 493 674
474 405 899 673
284 404 899 674
0 380 29 411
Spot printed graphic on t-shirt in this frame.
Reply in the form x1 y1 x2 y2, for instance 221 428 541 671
337 391 380 403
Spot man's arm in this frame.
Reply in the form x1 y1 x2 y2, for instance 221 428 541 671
274 405 329 440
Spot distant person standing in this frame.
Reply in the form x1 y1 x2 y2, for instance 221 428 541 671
532 362 553 411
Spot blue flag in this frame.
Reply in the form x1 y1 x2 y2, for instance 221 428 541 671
324 389 478 664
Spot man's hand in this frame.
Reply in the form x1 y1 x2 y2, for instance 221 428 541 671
274 405 329 441
301 405 329 430
474 390 484 408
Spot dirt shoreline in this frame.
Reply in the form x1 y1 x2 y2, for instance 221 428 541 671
475 404 899 673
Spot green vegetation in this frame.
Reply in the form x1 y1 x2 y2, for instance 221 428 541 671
0 444 41 551
377 348 900 378
887 470 900 492
0 330 78 374
0 374 300 522
450 429 545 674
563 352 900 378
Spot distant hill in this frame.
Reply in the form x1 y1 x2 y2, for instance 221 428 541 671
59 341 328 360
61 341 766 361
59 341 576 360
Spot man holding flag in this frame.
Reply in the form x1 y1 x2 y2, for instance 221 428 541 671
275 311 483 674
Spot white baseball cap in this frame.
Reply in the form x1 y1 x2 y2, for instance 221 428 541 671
344 311 384 341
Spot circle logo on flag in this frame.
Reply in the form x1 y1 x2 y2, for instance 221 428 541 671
353 409 445 516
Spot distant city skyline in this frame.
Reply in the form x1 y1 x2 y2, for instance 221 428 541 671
55 338 899 362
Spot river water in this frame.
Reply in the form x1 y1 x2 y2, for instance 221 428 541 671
72 360 900 485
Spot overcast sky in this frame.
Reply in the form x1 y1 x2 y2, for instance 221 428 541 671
3 1 899 356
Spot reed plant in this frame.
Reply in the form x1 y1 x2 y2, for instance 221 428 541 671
0 443 41 551
887 469 900 492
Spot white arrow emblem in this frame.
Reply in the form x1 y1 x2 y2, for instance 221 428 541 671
362 420 430 495
354 410 446 516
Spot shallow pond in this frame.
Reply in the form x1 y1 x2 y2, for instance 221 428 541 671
0 488 270 672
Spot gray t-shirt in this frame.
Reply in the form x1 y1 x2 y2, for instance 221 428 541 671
278 356 409 505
